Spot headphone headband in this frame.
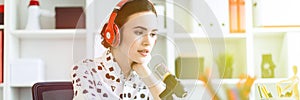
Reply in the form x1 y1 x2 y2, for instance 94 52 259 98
115 0 130 10
102 0 144 48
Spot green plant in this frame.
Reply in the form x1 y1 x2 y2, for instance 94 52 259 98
215 53 234 78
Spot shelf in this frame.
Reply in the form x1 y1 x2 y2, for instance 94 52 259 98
10 84 32 88
254 78 287 84
211 79 241 84
11 29 86 39
174 33 246 39
220 79 241 84
253 32 285 38
253 27 300 33
180 79 240 85
0 25 3 29
254 30 300 38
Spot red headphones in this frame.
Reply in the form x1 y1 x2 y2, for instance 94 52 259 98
101 0 129 47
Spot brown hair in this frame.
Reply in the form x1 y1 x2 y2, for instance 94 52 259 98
115 0 157 28
102 0 157 48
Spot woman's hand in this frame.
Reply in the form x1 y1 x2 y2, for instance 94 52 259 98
131 55 165 100
131 55 152 78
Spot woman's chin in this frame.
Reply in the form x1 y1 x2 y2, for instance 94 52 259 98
132 57 147 63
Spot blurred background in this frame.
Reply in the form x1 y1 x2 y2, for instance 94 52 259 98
1 0 300 99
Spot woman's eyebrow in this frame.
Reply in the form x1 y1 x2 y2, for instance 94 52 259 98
152 29 158 32
133 26 158 32
133 26 147 30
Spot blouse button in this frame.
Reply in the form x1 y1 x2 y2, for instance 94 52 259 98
140 93 145 98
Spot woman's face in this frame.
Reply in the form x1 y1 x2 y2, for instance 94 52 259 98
118 11 158 63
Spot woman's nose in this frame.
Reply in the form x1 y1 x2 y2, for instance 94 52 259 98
142 35 150 46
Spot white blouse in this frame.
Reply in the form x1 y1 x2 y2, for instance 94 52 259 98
71 49 152 100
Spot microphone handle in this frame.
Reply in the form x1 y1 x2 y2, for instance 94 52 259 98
159 73 187 99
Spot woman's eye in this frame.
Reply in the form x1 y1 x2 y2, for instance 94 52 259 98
150 33 157 37
134 31 143 35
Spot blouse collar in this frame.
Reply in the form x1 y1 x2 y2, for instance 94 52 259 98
102 49 136 81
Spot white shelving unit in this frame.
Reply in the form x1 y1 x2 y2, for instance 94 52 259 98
2 0 300 100
166 0 300 100
4 0 88 99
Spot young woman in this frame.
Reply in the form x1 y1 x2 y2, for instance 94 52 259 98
71 0 165 99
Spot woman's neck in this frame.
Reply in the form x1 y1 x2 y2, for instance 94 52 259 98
111 48 132 78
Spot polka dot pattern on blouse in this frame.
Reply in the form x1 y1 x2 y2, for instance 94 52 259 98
72 49 152 100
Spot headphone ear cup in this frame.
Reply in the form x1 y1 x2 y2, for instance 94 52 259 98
100 23 112 48
112 24 120 47
101 23 108 37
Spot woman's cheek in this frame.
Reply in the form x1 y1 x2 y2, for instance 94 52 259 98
128 48 139 62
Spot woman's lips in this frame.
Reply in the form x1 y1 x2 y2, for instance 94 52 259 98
137 49 149 57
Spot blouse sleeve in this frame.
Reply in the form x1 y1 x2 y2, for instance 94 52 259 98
71 62 102 100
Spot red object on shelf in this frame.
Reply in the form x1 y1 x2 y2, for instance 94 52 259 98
0 5 4 12
229 0 245 33
0 30 3 83
0 5 4 25
29 0 40 6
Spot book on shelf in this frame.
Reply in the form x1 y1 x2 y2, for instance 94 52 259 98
0 29 3 83
229 0 245 33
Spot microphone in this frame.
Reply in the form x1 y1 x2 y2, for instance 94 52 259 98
153 63 187 99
